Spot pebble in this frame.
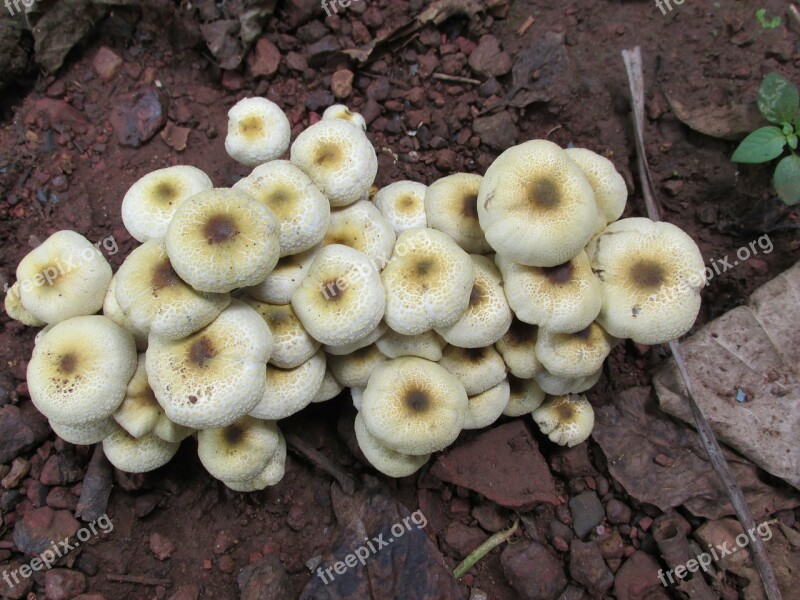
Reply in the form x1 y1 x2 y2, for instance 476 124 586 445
569 540 614 594
468 35 512 77
443 521 487 559
307 35 340 67
167 585 199 600
613 551 669 599
149 532 175 561
45 568 86 600
605 498 632 525
0 404 50 464
331 69 354 99
472 502 507 533
249 37 281 78
1 458 30 489
237 555 290 599
569 492 605 538
435 148 458 172
472 111 518 151
285 52 308 72
92 47 123 81
366 77 391 102
305 90 334 112
214 530 238 555
40 454 84 486
109 88 165 147
501 541 567 600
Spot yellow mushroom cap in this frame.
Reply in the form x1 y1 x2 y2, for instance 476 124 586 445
495 319 540 379
534 367 602 396
327 344 387 388
115 240 231 340
102 429 180 473
373 181 428 234
28 315 137 426
165 188 281 293
121 165 213 242
311 369 344 403
463 379 510 430
244 298 320 369
477 139 598 267
225 97 291 166
224 431 287 492
381 227 475 335
587 217 705 344
436 254 512 348
322 200 396 269
322 104 367 132
496 251 601 334
152 416 194 443
535 322 612 379
360 357 468 455
354 413 430 478
233 160 330 257
198 416 282 482
246 246 319 305
532 395 595 447
324 321 387 356
102 276 148 351
16 231 112 324
249 349 327 420
439 345 507 396
4 281 46 327
564 148 627 232
113 355 160 438
50 417 118 445
146 299 272 429
503 375 546 417
290 119 378 207
425 173 490 254
375 329 445 362
291 244 385 347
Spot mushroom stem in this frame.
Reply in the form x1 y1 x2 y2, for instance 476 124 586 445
453 515 519 579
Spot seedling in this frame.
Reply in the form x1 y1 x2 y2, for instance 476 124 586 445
732 73 800 205
755 8 781 29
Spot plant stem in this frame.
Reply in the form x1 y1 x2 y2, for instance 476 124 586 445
453 515 519 579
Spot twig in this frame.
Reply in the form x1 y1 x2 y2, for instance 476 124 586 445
517 15 535 36
454 515 519 579
432 73 481 85
284 432 355 495
106 574 172 586
790 5 800 28
622 46 783 600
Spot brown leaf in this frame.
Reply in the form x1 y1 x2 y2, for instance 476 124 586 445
667 97 767 141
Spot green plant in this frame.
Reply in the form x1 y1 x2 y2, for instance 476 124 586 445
755 8 781 29
732 73 800 205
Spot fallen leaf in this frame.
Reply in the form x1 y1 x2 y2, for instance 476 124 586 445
505 31 568 108
667 97 768 141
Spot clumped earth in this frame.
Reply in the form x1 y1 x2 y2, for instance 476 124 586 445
1 1 799 599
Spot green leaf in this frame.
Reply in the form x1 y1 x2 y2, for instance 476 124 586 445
756 8 782 29
774 155 800 205
732 127 787 163
788 134 798 151
758 73 800 123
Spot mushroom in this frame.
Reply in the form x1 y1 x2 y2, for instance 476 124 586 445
249 350 326 420
324 321 387 356
327 344 387 387
381 227 474 335
244 298 320 369
165 188 280 293
477 139 598 267
535 322 612 379
311 369 345 403
246 246 318 305
16 230 112 324
224 431 287 492
50 417 118 446
360 357 468 454
102 429 180 473
151 417 195 444
322 104 367 131
354 413 430 478
532 395 595 447
121 165 213 242
350 386 364 411
102 276 148 350
425 173 490 253
534 367 602 396
438 345 506 396
4 282 46 327
564 147 627 232
197 416 282 482
113 355 160 438
503 375 546 417
463 379 510 430
495 319 539 379
322 200 396 269
375 329 445 362
373 181 428 235
225 97 291 166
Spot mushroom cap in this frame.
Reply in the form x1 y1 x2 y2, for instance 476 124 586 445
381 227 475 335
327 344 387 387
322 200 396 269
425 173 491 254
477 140 598 267
152 415 195 443
28 315 137 426
436 254 512 348
311 369 345 403
16 230 112 324
373 180 428 234
246 245 319 304
532 395 594 447
534 367 602 396
351 386 364 410
291 244 385 347
115 240 231 340
495 319 539 379
503 375 546 417
586 217 705 344
224 97 291 166
233 160 331 257
438 345 507 396
535 322 612 379
198 416 282 482
102 429 180 473
121 165 213 242
322 104 368 131
102 276 148 351
324 321 387 356
50 417 118 445
244 298 320 369
361 357 468 455
4 282 46 327
463 379 510 430
496 251 601 334
375 329 445 361
249 350 326 420
564 147 627 230
113 355 160 438
290 119 378 207
354 413 430 478
224 431 287 492
165 188 281 293
146 299 271 429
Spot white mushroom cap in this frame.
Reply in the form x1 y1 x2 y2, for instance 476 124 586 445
354 413 430 478
50 417 118 445
121 166 213 242
361 357 468 455
586 217 705 344
439 345 507 396
233 160 331 257
436 255 512 348
564 147 627 231
534 367 602 396
113 355 160 438
375 329 445 361
249 350 326 420
198 416 282 482
290 119 378 207
146 299 271 429
495 319 540 379
463 379 510 430
4 282 46 327
535 322 612 379
532 395 595 447
322 104 367 132
322 200 396 269
327 344 387 387
311 369 344 403
425 173 490 254
102 430 180 473
496 251 601 334
165 188 281 293
115 240 231 340
246 245 319 304
244 298 320 369
16 231 112 324
291 244 385 347
103 276 148 351
225 97 291 166
503 375 546 417
151 416 194 443
351 386 364 410
324 321 387 356
477 140 598 267
374 181 428 235
224 431 287 492
381 228 475 335
28 315 137 426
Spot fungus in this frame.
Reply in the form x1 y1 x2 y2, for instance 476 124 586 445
373 180 428 234
244 298 320 369
495 319 540 379
246 246 318 305
327 344 387 388
322 104 367 131
354 413 430 478
534 367 602 396
503 375 546 417
532 395 595 447
425 173 490 254
224 432 287 492
197 416 282 482
249 350 327 420
4 282 46 327
102 429 180 473
535 322 612 379
311 369 345 403
438 345 506 396
322 200 396 268
50 418 118 446
463 379 510 430
375 329 445 362
225 97 291 166
564 147 627 232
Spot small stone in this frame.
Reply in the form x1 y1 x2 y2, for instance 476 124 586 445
443 522 487 559
214 530 238 555
663 179 683 197
435 148 458 172
1 458 30 489
305 90 334 112
0 404 50 464
0 560 33 598
238 555 290 599
109 88 165 147
468 35 512 77
501 541 567 600
569 540 614 594
218 555 236 574
331 69 354 99
160 121 191 152
613 551 668 599
13 507 80 556
149 533 175 561
366 77 391 102
248 37 281 78
569 492 605 538
605 499 632 525
472 502 507 533
92 47 123 81
286 52 308 72
46 487 78 511
307 35 340 67
221 71 245 91
472 111 518 151
167 585 199 600
40 454 83 486
45 569 86 600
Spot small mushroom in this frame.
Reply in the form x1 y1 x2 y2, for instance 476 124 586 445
4 282 46 327
534 367 602 396
50 417 118 445
225 97 291 166
198 416 282 482
322 200 396 269
311 369 344 403
244 298 320 369
246 246 319 305
102 429 180 473
564 147 627 232
463 379 510 430
327 344 387 388
322 104 367 131
439 345 507 396
425 173 490 254
350 386 365 410
151 416 194 444
375 329 445 361
373 181 428 234
503 375 546 417
535 322 612 379
102 276 148 350
532 395 595 447
495 319 539 379
224 431 287 492
113 355 160 438
325 321 387 356
354 413 430 478
249 350 327 420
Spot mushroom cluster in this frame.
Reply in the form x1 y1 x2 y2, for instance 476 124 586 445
5 98 706 485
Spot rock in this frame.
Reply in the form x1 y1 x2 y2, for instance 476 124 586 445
286 0 323 29
501 541 567 600
0 560 33 599
167 585 200 600
557 586 588 600
366 77 391 102
285 51 308 72
109 88 166 148
596 530 626 560
45 569 86 600
248 37 281 77
331 69 354 99
472 111 518 151
25 98 89 133
550 445 595 478
443 522 487 559
73 595 107 600
238 554 290 600
46 487 78 511
435 148 458 172
305 90 334 112
76 446 113 522
569 492 605 538
40 454 83 487
149 533 175 561
13 507 80 556
613 551 670 600
160 122 191 152
569 540 614 594
221 70 245 91
605 499 632 525
472 502 507 533
468 35 512 77
92 47 123 80
0 404 50 464
296 21 328 44
1 458 30 489
307 35 340 68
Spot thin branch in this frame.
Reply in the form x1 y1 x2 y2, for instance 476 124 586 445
432 73 482 85
106 574 173 586
454 515 519 579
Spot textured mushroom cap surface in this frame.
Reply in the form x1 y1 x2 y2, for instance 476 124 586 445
533 394 595 447
327 344 387 387
152 416 195 443
425 173 490 253
497 251 601 334
290 119 378 207
311 369 345 403
503 375 546 417
495 319 539 379
436 254 512 348
198 416 282 482
381 227 475 335
438 345 507 396
535 322 612 379
535 367 602 396
324 321 387 356
224 431 287 492
50 417 118 445
224 97 291 166
246 246 318 304
376 329 445 361
115 240 230 340
565 148 627 231
354 413 430 478
291 244 385 347
28 315 137 426
4 282 46 327
586 217 705 344
146 300 271 429
245 298 320 369
113 354 160 438
103 430 180 473
165 188 281 293
374 180 428 234
322 104 367 131
322 200 396 269
477 140 598 267
361 357 468 455
17 230 112 324
102 276 148 350
249 350 326 420
233 160 330 257
121 165 213 242
463 379 510 430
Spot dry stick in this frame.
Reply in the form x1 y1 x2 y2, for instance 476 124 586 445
622 46 783 600
517 15 535 36
106 574 172 586
432 73 482 85
284 432 356 495
453 515 519 579
790 5 800 28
